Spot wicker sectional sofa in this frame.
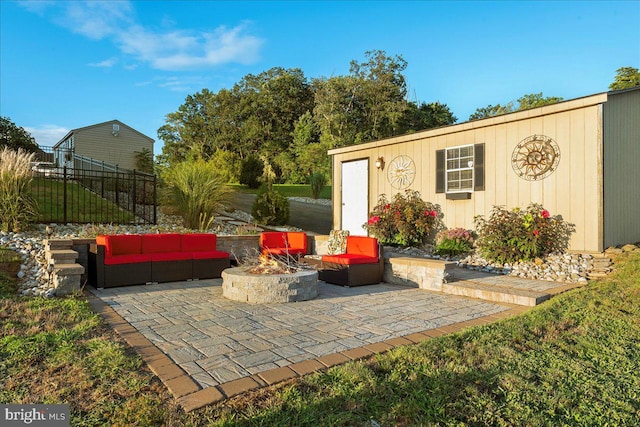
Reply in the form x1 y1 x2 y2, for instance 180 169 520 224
89 233 230 288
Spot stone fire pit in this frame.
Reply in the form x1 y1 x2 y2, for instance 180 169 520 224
221 267 319 304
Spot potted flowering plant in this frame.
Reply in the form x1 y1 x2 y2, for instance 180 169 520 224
363 190 440 247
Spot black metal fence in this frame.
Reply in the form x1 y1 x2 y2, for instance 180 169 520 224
31 167 157 225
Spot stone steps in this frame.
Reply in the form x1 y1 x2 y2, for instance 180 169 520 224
43 239 85 296
442 280 550 307
587 256 613 279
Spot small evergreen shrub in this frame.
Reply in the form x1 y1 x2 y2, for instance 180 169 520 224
239 155 264 189
474 203 575 264
363 190 440 247
435 228 476 256
309 172 326 199
251 185 290 226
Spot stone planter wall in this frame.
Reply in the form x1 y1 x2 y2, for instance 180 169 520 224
383 256 455 291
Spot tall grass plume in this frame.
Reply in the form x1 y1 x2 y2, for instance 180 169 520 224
161 160 231 229
0 147 38 231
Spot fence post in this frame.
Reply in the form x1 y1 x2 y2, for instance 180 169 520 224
115 168 119 207
154 174 157 225
63 166 68 223
132 170 137 222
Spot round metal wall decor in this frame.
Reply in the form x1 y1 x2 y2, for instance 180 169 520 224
511 135 560 181
387 155 416 189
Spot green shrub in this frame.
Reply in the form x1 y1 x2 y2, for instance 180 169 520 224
474 203 574 264
363 190 441 247
251 185 289 226
239 154 264 189
435 227 476 256
0 148 38 232
161 160 231 229
308 172 326 199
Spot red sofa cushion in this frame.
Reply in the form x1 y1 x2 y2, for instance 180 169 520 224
181 233 217 252
346 236 379 258
104 253 152 265
142 233 181 254
321 254 379 265
150 252 192 262
97 234 142 257
260 232 307 254
284 232 308 253
264 247 307 256
191 250 230 260
260 232 287 250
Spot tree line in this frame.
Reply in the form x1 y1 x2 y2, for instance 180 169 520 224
157 51 458 184
2 63 638 183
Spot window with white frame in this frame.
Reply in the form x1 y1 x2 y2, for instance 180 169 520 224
445 145 474 192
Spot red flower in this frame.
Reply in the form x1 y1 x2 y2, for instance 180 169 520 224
533 229 540 237
368 216 380 225
430 210 437 217
383 204 391 211
540 210 550 219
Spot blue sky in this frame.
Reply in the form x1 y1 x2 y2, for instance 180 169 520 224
1 1 639 154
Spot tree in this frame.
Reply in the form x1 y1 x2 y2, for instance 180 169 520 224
399 101 457 132
0 116 40 153
313 50 409 149
134 148 154 173
516 93 563 110
157 68 314 182
349 50 408 140
609 66 640 90
469 93 563 121
469 104 514 121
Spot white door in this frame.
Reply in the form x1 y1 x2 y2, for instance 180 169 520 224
341 159 369 236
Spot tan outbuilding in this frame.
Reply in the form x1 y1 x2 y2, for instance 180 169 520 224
328 87 640 253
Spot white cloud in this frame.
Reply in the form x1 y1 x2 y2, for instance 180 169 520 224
20 1 263 71
24 125 70 147
88 58 117 67
156 76 208 92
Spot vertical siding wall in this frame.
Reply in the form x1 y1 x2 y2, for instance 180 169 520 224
603 89 640 249
75 122 154 170
331 95 609 252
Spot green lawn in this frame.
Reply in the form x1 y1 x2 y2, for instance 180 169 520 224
228 184 332 200
1 249 639 425
30 178 135 224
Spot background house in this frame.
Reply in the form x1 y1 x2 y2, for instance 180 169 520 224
328 87 640 253
53 120 154 171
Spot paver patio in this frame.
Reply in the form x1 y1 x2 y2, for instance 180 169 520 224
88 271 574 410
